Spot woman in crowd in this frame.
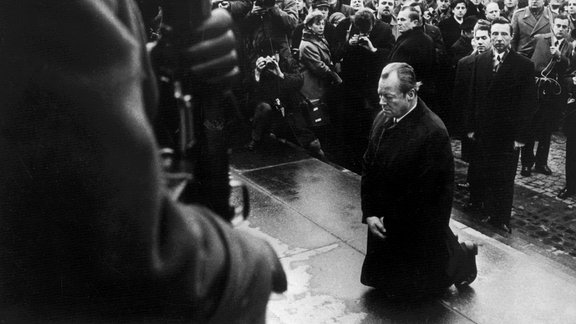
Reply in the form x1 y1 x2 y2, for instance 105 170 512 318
299 10 342 107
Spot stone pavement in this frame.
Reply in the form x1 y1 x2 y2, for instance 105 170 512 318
451 132 576 271
228 142 576 323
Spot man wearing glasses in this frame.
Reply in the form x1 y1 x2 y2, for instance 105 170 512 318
520 14 574 177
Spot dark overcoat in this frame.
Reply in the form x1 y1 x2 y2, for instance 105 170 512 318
0 0 283 322
388 27 438 102
360 99 454 293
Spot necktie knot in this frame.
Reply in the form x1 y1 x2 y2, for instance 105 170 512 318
555 40 560 47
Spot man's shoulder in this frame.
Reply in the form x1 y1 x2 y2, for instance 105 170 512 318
508 50 534 66
512 7 529 19
458 53 476 66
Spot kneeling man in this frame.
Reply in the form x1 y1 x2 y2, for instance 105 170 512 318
360 62 478 299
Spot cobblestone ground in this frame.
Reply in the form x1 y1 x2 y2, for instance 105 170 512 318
451 133 576 266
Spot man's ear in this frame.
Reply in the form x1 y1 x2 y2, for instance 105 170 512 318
406 89 416 100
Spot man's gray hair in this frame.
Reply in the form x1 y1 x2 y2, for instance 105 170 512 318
380 62 422 94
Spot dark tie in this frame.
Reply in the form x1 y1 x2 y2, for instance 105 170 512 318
493 55 502 73
386 118 397 130
555 40 560 47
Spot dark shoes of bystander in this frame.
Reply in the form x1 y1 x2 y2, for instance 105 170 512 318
481 215 512 233
520 166 532 177
557 187 576 199
533 164 552 175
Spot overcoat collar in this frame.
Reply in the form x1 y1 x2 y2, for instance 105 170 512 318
521 7 553 36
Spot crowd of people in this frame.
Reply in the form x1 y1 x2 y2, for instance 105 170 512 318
189 0 576 233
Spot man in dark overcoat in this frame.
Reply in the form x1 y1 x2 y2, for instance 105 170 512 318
464 17 537 232
453 20 492 210
361 62 478 299
0 1 286 322
389 6 438 109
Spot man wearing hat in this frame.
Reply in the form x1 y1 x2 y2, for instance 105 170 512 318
292 0 337 49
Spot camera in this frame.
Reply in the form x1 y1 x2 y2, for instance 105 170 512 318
264 57 277 70
255 0 276 7
357 37 369 46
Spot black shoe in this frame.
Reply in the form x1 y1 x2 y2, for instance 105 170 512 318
454 241 478 288
520 166 531 176
534 165 552 175
558 187 576 199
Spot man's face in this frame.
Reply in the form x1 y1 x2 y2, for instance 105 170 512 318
485 3 500 21
378 0 395 17
296 0 305 11
378 71 413 118
528 0 544 9
437 0 450 11
550 0 562 13
491 23 512 53
317 6 330 19
474 29 491 53
397 9 417 33
470 0 481 5
568 0 576 14
453 3 467 19
504 0 518 8
553 18 570 39
350 0 365 11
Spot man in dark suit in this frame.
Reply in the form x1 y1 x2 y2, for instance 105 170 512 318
465 17 537 232
361 62 478 300
0 1 286 322
454 20 492 209
520 14 573 176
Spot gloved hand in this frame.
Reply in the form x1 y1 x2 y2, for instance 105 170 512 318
185 8 239 85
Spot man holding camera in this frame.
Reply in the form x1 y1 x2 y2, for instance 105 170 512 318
332 8 395 172
246 43 323 157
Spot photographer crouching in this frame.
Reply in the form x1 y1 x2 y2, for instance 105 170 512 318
246 43 326 158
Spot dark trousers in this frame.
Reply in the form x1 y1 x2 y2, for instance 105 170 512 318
472 139 520 225
521 96 563 168
567 134 576 192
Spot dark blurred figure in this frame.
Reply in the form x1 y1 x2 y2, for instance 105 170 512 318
361 62 478 300
0 1 286 322
559 72 576 199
